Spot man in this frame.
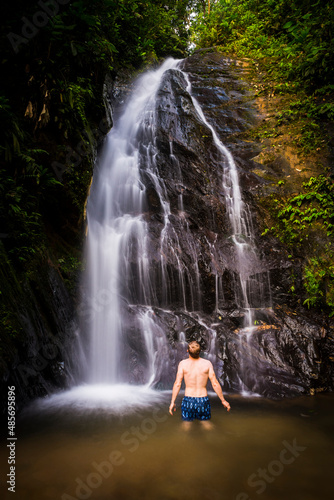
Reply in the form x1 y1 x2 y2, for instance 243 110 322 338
169 340 230 428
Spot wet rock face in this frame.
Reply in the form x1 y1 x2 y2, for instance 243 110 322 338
128 49 334 398
224 309 334 398
116 301 334 398
0 247 82 415
136 52 274 315
154 68 226 230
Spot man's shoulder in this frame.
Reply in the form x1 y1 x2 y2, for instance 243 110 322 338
200 357 212 366
181 357 212 367
179 358 193 369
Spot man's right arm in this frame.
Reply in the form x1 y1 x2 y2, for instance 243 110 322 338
208 362 231 412
169 362 184 415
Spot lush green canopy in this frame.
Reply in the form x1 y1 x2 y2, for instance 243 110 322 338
191 0 334 88
0 0 333 314
0 0 195 264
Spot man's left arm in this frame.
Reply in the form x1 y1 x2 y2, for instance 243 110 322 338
169 362 184 415
208 362 231 412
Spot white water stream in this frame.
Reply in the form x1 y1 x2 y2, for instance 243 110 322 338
182 72 271 328
81 57 271 393
84 58 181 384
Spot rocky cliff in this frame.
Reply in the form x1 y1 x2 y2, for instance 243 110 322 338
0 242 83 416
1 50 333 414
115 49 334 398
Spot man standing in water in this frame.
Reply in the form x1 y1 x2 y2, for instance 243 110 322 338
169 341 230 428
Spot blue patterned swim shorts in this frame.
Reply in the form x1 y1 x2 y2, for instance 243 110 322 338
181 396 211 421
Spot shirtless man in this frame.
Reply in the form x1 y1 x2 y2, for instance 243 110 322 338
169 341 230 428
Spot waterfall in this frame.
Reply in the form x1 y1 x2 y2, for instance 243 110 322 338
82 57 271 391
182 72 271 329
84 58 184 384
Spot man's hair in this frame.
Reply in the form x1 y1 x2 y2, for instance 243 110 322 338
188 341 201 359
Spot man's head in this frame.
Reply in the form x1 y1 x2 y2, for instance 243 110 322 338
188 341 201 359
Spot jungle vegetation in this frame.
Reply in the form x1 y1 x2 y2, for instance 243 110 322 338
192 0 334 315
0 0 333 317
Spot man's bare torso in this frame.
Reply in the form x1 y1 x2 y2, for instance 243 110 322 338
179 357 212 397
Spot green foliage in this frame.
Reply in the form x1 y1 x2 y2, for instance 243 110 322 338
267 175 334 245
0 171 45 264
191 0 334 89
277 96 334 125
0 308 22 339
18 149 62 188
263 175 334 314
192 2 334 316
292 122 324 156
0 95 25 161
58 255 83 293
54 77 95 137
0 144 57 265
273 94 331 155
303 255 334 315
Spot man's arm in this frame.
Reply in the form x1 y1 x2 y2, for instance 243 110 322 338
169 362 184 415
208 362 231 412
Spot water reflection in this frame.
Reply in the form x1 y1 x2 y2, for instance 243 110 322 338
1 393 333 500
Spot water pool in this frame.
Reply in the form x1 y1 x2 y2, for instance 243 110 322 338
1 389 333 500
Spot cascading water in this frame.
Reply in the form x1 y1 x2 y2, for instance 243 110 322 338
81 56 272 395
181 70 272 393
84 58 182 385
182 72 271 330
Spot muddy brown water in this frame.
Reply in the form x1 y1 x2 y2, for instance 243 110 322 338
1 391 333 500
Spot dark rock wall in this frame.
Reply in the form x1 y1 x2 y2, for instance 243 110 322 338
0 242 82 416
182 51 334 397
129 49 334 398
